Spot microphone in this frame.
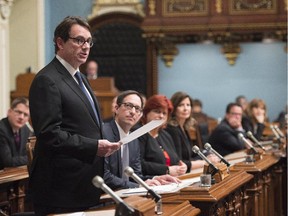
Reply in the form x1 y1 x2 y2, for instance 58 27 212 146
238 133 258 154
192 145 219 175
124 167 161 203
246 131 266 151
204 143 230 167
273 125 285 139
270 125 281 140
92 176 135 215
26 122 34 133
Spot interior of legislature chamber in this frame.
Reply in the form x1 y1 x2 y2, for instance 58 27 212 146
0 0 287 216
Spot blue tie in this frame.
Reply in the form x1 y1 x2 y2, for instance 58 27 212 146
74 71 100 125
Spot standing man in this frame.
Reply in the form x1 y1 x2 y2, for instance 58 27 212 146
104 90 179 190
29 16 120 215
0 97 32 169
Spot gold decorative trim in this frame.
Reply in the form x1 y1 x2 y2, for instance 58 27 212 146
148 0 156 15
142 22 287 32
88 0 145 19
215 0 222 14
229 0 277 15
221 43 241 66
162 0 209 17
158 41 179 67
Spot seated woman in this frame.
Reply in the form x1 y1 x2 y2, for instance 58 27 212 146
242 98 268 140
138 95 187 177
166 91 219 172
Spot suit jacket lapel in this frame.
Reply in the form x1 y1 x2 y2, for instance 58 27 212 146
53 59 101 128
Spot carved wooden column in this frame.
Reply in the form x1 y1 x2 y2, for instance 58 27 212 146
0 0 13 117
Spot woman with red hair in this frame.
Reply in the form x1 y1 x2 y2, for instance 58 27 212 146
138 95 187 177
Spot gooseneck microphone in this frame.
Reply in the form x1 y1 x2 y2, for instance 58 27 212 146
92 176 135 215
192 145 219 175
238 133 258 154
273 125 285 139
246 131 266 151
204 143 230 167
270 125 281 140
124 167 161 203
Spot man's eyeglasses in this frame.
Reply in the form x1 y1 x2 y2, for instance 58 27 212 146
120 102 142 114
13 109 29 118
68 36 94 47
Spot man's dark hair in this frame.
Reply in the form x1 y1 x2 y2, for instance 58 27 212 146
226 102 242 114
53 16 91 53
11 97 29 109
116 90 144 108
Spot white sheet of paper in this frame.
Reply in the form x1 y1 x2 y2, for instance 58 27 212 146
119 119 165 145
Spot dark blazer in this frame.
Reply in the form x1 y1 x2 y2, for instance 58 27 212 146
208 119 246 156
165 125 198 172
29 57 104 208
242 116 265 140
0 117 31 169
103 120 148 190
138 130 180 176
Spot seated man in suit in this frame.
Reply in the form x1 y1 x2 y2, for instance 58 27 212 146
208 102 246 156
104 90 180 190
0 97 33 169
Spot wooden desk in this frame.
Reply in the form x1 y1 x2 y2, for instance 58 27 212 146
0 166 29 215
230 151 286 216
50 199 201 216
163 170 253 216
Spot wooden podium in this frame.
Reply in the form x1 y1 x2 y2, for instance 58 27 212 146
10 72 36 102
89 77 119 120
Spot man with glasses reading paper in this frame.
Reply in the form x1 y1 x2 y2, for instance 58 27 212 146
29 16 120 215
103 90 180 190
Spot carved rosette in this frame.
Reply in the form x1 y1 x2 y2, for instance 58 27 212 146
0 0 13 20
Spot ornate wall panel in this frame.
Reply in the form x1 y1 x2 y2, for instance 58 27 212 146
162 0 209 17
229 0 277 15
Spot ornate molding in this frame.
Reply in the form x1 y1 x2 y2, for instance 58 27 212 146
158 41 178 67
162 0 208 17
148 0 156 15
88 0 145 20
144 33 179 67
229 0 277 15
221 43 241 66
215 0 222 14
0 0 13 20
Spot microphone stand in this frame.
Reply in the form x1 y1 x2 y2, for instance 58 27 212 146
115 202 137 216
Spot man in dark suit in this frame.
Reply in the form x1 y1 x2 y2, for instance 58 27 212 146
29 16 120 216
104 90 179 190
208 102 246 156
0 97 32 170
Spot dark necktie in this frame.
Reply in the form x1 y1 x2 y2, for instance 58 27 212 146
122 144 129 181
74 71 100 125
14 132 20 150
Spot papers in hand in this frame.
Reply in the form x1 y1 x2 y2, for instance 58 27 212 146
119 119 165 145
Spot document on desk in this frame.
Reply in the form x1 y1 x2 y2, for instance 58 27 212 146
55 210 115 216
122 177 199 195
119 119 165 145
